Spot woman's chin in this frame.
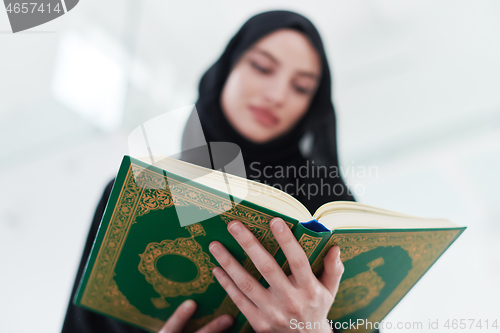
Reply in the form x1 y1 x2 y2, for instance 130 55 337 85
240 130 279 144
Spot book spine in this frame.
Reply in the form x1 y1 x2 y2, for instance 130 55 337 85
261 222 332 285
310 233 338 277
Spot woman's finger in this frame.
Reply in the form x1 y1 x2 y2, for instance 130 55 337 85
195 314 234 333
159 299 196 333
319 245 344 296
225 220 292 292
211 267 262 324
209 241 268 304
269 218 316 287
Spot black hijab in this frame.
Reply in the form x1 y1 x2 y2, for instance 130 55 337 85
182 10 354 213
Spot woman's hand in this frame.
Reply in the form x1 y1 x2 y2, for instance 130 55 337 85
159 299 233 333
209 217 344 333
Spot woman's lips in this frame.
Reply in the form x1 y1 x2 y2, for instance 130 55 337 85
248 105 279 127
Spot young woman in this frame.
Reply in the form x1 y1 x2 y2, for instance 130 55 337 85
62 10 356 333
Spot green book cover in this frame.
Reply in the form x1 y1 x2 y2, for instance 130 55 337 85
74 156 465 333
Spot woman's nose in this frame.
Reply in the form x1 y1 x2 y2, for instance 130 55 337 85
263 76 288 106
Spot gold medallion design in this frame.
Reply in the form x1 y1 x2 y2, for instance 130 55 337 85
329 257 385 320
310 231 461 333
80 163 282 331
138 237 215 308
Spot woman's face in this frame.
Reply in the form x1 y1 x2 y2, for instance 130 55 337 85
221 29 321 143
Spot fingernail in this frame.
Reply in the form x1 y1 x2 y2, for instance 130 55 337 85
209 243 221 256
183 299 195 311
219 315 233 328
270 218 284 233
228 222 242 235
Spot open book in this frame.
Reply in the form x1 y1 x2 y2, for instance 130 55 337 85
75 155 464 333
148 154 459 230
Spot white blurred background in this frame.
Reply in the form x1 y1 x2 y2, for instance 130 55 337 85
1 1 499 332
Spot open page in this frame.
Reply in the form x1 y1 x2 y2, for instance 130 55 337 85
315 202 458 229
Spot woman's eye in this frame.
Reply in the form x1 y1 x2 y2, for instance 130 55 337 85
251 61 272 74
293 85 313 95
